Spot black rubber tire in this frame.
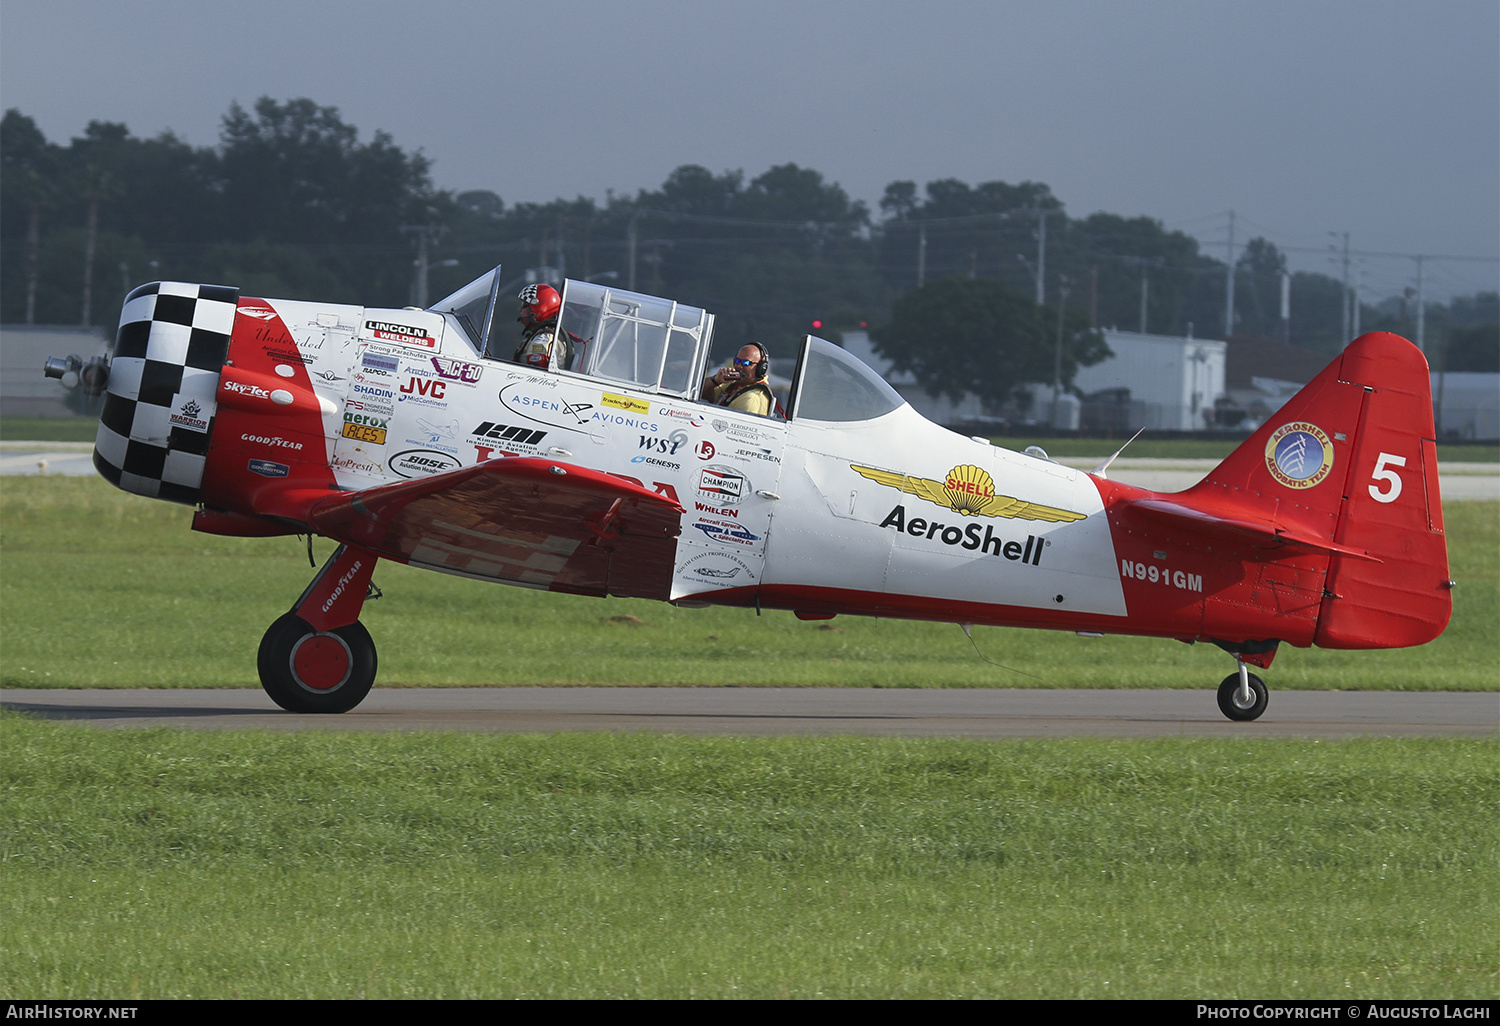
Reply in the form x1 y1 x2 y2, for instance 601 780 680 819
257 612 377 713
1217 671 1269 722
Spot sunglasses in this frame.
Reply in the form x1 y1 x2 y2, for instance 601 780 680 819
733 357 757 367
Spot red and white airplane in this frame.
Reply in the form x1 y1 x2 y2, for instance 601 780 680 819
47 267 1452 719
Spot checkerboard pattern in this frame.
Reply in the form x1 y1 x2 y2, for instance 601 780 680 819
94 281 239 504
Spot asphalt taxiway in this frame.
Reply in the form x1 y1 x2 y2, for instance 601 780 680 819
4 687 1495 739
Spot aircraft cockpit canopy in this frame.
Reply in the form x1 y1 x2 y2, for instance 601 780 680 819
431 267 715 399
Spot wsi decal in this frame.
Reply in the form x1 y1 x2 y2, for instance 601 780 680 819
389 449 461 478
365 320 437 349
431 356 483 384
248 459 290 478
1264 422 1335 490
878 505 1050 566
638 429 690 455
852 463 1086 522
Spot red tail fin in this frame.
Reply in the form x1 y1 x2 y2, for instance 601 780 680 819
1190 332 1451 648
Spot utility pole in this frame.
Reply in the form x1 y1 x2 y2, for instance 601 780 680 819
627 212 638 292
1051 276 1070 428
1413 254 1426 353
917 221 927 287
401 224 446 308
1280 269 1291 345
1331 231 1351 343
1035 207 1047 305
1223 209 1235 338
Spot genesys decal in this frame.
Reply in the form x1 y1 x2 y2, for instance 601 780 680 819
389 449 461 478
365 320 437 349
878 504 1051 567
1264 422 1335 490
851 463 1086 522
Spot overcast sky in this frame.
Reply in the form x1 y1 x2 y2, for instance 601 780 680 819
2 0 1495 302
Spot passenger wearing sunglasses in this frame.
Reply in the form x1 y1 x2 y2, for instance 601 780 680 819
701 343 774 415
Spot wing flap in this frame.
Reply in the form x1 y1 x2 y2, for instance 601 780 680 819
309 458 683 599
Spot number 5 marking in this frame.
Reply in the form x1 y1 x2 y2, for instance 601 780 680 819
1369 453 1406 503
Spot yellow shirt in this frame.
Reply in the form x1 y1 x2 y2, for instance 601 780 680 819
710 379 773 416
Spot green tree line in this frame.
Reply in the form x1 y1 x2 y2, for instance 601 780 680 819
4 98 1494 384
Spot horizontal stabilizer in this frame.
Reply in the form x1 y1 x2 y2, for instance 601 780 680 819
1127 498 1381 561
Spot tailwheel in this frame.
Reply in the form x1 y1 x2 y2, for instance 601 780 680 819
1216 665 1268 722
257 612 377 713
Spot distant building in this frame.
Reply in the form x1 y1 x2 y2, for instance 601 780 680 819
1432 371 1499 440
0 325 109 417
1070 330 1227 432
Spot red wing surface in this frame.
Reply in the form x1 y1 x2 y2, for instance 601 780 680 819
308 458 682 599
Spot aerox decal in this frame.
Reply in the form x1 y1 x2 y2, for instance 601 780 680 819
851 464 1086 522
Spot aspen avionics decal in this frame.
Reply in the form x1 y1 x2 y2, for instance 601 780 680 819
1264 421 1335 489
851 464 1087 522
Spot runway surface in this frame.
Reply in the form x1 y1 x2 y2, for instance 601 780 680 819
5 441 1496 497
4 687 1495 739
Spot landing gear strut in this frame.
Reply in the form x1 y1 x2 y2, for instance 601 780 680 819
1216 661 1268 721
259 542 381 713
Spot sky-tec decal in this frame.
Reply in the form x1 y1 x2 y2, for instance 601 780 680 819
1264 422 1335 489
851 463 1086 522
878 505 1049 565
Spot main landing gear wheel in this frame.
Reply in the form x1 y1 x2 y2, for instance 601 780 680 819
1217 671 1268 722
257 612 377 714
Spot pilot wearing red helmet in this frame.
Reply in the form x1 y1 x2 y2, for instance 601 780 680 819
512 283 569 370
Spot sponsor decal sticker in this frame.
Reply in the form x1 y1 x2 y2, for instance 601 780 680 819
851 463 1086 522
877 504 1051 566
692 520 762 546
361 351 400 374
1264 421 1335 489
658 405 706 426
332 453 382 476
240 432 303 451
470 421 547 447
696 465 745 505
170 398 210 432
342 421 388 445
237 305 278 321
248 459 290 478
681 550 757 585
398 376 448 406
365 319 437 349
696 440 716 460
389 449 461 478
602 392 650 414
222 380 271 400
431 356 483 384
637 429 689 456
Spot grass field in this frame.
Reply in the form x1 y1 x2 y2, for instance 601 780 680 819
2 714 1494 999
1 476 1495 691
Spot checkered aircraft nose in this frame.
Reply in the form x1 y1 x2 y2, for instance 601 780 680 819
94 281 240 504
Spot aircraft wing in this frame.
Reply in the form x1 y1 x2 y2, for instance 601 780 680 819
307 457 684 599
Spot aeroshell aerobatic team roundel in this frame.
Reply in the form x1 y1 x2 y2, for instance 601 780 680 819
851 463 1087 522
1264 421 1336 489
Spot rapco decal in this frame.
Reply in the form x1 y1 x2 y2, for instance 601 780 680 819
389 449 461 478
851 464 1086 522
602 391 650 414
1264 422 1335 489
170 399 210 432
878 505 1050 566
248 459 290 478
365 320 437 349
431 356 483 384
696 466 745 505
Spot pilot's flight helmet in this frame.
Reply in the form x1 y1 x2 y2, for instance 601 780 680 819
517 283 561 325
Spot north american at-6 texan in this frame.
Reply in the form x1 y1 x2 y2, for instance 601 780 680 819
45 268 1452 719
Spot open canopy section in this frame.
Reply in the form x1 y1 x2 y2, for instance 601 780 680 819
559 280 714 397
788 335 907 422
430 266 504 353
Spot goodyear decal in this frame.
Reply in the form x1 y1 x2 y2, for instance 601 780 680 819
852 463 1086 522
1264 422 1335 489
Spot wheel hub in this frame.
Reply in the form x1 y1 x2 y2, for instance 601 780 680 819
288 632 354 693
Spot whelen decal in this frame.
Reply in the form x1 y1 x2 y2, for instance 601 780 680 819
851 463 1086 522
365 320 437 349
1264 422 1335 489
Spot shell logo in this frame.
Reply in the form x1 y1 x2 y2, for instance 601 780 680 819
943 464 995 515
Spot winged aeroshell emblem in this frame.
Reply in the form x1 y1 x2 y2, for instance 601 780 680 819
851 463 1087 522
